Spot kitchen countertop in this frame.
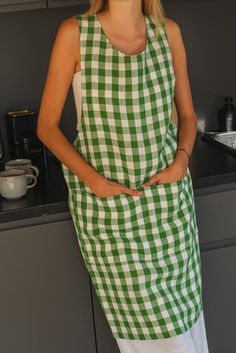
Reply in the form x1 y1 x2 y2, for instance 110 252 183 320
1 130 236 228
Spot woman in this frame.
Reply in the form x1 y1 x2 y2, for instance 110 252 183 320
37 1 210 352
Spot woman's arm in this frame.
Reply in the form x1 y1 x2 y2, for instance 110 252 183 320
37 17 105 190
165 17 198 169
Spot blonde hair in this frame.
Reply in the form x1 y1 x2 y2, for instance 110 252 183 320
81 0 165 38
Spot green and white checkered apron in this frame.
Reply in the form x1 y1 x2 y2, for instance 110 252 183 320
61 13 203 340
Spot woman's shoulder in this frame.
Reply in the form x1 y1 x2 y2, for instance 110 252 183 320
57 16 80 38
163 16 183 51
163 16 181 35
55 17 81 71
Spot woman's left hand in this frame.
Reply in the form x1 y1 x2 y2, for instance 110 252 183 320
141 160 188 187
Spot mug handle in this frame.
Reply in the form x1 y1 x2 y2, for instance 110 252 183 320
27 165 39 177
26 174 37 188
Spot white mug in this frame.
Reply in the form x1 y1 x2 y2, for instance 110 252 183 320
4 158 39 178
0 169 37 199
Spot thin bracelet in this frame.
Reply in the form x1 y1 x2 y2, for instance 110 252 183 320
176 148 190 161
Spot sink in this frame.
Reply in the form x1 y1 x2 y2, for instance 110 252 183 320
201 130 236 157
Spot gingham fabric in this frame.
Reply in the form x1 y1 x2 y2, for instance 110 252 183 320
61 13 203 340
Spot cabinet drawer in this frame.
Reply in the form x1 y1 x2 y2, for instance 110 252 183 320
0 0 46 13
201 245 236 353
195 188 236 244
47 0 88 8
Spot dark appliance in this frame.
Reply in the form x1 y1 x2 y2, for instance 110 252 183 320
5 109 48 171
0 130 4 160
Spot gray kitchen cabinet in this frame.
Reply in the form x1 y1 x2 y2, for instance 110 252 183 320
47 0 88 8
91 284 120 353
194 187 236 353
0 219 96 353
201 245 236 353
195 187 236 245
0 0 46 13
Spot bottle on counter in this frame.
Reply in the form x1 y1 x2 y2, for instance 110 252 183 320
218 96 236 131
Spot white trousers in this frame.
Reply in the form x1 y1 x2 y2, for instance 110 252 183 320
115 309 209 353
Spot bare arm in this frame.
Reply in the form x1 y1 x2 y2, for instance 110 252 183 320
36 17 104 189
165 17 198 168
37 18 141 197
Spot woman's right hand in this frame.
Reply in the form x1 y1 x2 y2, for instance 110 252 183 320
88 178 143 198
